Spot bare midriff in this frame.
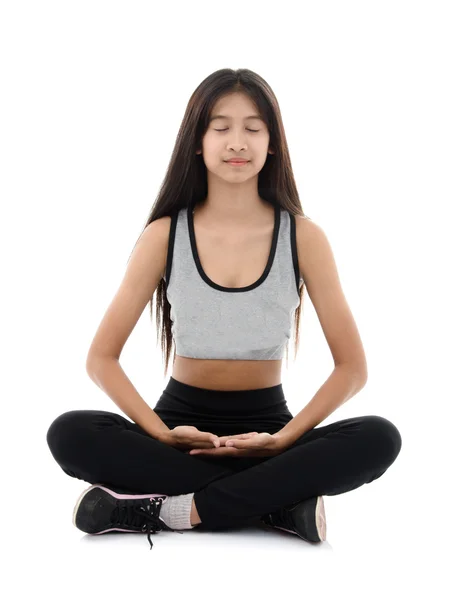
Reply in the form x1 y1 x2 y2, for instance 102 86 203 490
172 355 283 391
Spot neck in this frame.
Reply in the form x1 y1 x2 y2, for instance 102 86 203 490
195 196 271 225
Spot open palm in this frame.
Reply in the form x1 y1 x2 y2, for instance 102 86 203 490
189 431 283 458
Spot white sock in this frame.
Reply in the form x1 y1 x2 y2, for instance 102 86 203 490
159 492 197 530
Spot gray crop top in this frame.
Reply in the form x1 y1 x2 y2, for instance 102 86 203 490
163 202 303 360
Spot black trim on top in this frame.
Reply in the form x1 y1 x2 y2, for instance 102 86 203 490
187 202 281 293
164 208 179 287
289 213 302 298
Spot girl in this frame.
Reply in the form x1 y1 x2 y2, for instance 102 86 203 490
46 68 402 551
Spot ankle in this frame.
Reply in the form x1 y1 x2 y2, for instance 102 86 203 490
190 498 201 526
159 492 197 530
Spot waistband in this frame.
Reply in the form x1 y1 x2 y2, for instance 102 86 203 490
161 376 288 415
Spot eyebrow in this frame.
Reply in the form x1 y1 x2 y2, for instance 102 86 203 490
209 114 263 122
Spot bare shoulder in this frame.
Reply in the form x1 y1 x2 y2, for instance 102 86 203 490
294 214 340 289
147 214 171 236
293 213 314 230
140 215 172 277
293 214 325 274
294 214 322 236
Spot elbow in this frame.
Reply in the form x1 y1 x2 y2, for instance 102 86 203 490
337 362 368 390
86 353 117 378
358 373 368 389
357 361 369 388
355 369 368 390
86 357 97 379
85 350 97 377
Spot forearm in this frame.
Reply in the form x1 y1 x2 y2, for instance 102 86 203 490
86 356 171 441
276 364 367 448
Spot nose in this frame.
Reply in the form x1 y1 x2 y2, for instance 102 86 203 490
226 130 249 152
227 140 248 152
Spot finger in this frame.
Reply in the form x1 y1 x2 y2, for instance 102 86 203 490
198 433 220 448
217 432 258 444
224 437 256 447
195 432 258 449
190 440 214 448
190 446 239 456
190 438 219 449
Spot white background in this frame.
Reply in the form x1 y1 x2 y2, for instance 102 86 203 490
2 0 448 597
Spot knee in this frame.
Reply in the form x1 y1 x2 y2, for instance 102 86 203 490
361 415 402 464
46 410 89 460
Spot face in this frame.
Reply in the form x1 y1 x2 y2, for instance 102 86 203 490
197 92 274 180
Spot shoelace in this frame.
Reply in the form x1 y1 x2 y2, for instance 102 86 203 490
111 496 184 550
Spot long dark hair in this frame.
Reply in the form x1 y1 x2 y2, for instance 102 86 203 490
128 68 310 377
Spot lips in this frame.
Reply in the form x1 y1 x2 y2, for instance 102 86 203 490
225 159 249 163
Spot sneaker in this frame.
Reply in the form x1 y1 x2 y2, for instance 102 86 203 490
261 495 326 543
72 484 184 550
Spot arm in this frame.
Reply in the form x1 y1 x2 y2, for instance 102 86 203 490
87 356 171 442
275 364 366 448
276 217 368 448
86 217 172 442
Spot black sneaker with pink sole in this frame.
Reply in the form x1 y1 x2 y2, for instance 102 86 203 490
261 496 327 543
72 484 184 550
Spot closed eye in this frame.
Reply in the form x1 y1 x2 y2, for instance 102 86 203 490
214 128 260 133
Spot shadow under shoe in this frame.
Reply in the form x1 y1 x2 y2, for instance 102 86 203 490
72 484 184 550
261 496 327 543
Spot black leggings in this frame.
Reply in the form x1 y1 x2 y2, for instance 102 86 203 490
46 376 402 530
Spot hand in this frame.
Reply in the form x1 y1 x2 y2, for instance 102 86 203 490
188 431 287 458
162 425 227 451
